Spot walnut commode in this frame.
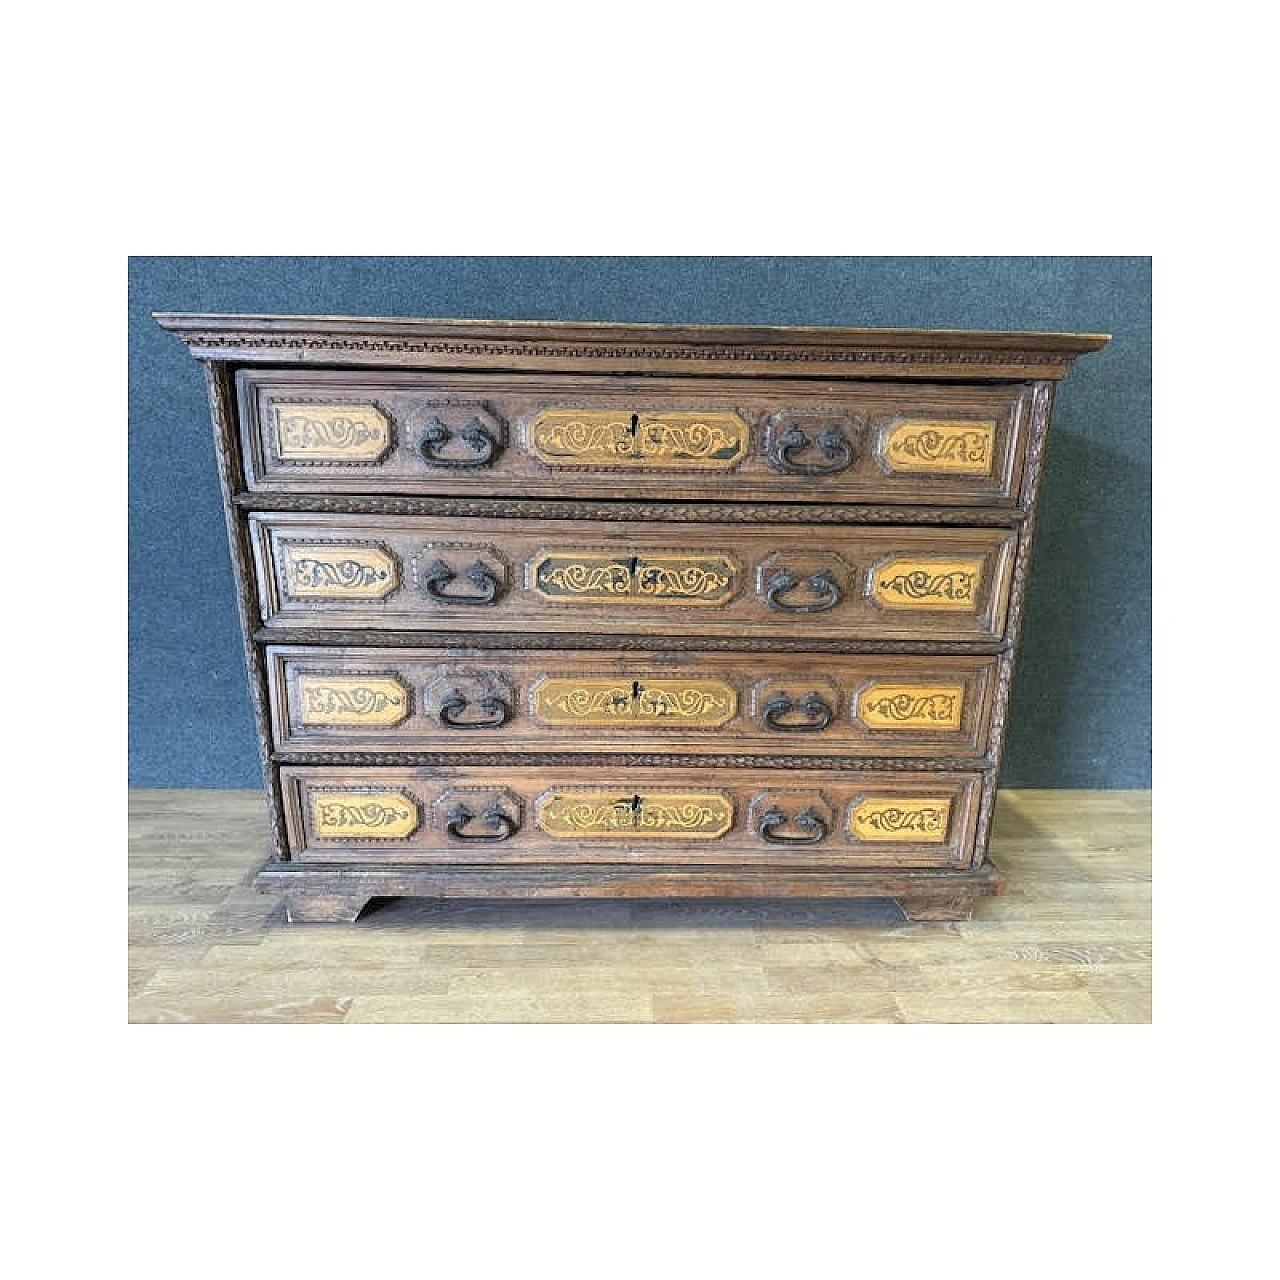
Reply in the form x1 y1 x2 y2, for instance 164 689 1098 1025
158 315 1107 923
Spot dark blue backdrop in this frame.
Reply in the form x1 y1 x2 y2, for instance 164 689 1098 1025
128 256 1150 788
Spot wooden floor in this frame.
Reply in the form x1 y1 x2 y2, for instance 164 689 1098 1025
128 788 1151 1023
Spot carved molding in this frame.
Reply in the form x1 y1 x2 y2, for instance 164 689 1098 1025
233 492 1031 527
256 625 1009 656
203 363 290 860
272 751 991 771
159 316 1105 379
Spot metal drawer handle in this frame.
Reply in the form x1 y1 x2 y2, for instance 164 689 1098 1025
421 559 502 606
758 806 828 845
445 801 518 842
437 689 510 730
419 416 501 468
762 691 834 732
764 567 841 613
773 424 854 475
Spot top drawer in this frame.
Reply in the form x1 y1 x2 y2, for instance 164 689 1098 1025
236 370 1035 508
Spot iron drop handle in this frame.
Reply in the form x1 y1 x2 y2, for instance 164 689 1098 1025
419 416 501 468
422 559 502 606
762 691 834 732
437 689 510 730
758 806 828 845
445 802 518 842
772 424 854 475
764 568 841 614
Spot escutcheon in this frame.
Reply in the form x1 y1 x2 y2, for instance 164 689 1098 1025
528 409 749 468
536 790 735 839
849 797 952 843
879 419 996 475
273 403 393 462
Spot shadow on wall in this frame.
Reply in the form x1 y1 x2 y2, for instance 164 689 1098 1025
1003 427 1151 789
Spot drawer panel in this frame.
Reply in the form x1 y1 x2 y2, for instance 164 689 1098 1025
267 646 999 759
238 370 1034 507
250 514 1017 642
280 765 983 867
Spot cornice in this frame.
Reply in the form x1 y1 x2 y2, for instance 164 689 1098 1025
155 314 1110 381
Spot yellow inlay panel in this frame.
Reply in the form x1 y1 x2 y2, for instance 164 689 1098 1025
274 403 392 461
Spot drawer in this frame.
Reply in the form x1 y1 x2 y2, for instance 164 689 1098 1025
249 513 1017 643
267 646 998 759
280 765 983 868
238 369 1034 507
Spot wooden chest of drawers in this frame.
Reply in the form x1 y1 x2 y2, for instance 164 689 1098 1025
158 314 1107 923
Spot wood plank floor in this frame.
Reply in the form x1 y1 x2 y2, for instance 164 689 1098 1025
128 788 1151 1023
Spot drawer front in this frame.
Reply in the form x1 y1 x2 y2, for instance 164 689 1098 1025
238 370 1034 507
268 646 998 759
280 765 982 867
250 514 1016 642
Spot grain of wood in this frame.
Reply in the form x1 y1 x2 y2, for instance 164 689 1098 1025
128 788 1150 1024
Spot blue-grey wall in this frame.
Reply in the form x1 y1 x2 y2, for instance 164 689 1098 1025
129 256 1150 788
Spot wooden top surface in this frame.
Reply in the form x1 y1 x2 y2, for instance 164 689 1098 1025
154 313 1111 380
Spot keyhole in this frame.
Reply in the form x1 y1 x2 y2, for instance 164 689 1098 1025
630 794 642 813
632 680 643 702
629 413 639 437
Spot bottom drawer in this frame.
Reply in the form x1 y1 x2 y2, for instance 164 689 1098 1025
279 765 983 868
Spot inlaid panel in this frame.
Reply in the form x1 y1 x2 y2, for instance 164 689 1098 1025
251 514 1017 641
849 797 953 844
238 370 1034 507
531 552 738 605
528 410 749 468
870 557 984 611
272 402 393 463
531 677 738 728
296 674 412 727
855 683 965 731
307 789 421 841
278 543 400 601
878 419 996 476
536 791 736 839
268 647 998 758
281 766 983 867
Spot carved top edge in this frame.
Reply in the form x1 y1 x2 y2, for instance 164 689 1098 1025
154 314 1111 379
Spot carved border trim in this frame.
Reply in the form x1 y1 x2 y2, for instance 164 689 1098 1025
270 751 992 772
232 491 1030 526
971 381 1056 862
204 363 290 860
158 316 1106 378
254 626 1009 657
